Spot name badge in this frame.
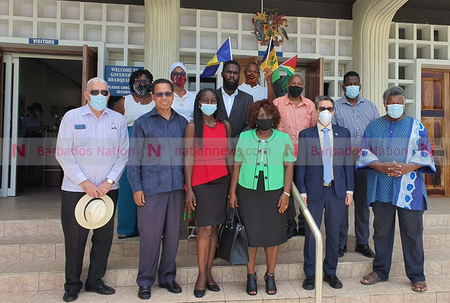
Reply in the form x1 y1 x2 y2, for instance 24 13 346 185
74 124 86 129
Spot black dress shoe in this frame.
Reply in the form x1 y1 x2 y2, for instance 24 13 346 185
159 281 182 294
138 286 151 300
323 274 343 289
302 276 315 290
338 245 347 258
297 226 305 236
63 289 79 302
194 289 205 298
85 284 115 295
355 244 375 258
206 284 220 292
287 227 297 239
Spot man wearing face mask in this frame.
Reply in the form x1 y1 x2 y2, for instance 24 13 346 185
356 86 435 293
238 62 276 102
169 62 196 122
295 96 354 290
56 77 128 302
217 60 254 139
332 71 379 259
273 74 318 239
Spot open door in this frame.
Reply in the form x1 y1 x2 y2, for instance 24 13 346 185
305 57 324 100
234 57 257 86
82 45 98 105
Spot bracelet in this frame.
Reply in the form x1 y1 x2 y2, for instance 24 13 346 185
283 191 290 197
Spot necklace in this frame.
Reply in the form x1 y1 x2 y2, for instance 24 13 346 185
175 93 185 107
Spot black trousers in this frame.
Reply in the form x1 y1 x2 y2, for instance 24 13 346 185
372 201 425 283
287 193 306 230
61 190 118 291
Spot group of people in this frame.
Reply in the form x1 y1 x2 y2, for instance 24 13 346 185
55 60 435 302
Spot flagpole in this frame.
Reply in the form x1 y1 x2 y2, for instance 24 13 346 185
228 36 233 60
261 0 264 13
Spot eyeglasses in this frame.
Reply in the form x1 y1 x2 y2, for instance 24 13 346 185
318 107 334 112
154 92 173 98
257 114 273 119
134 79 151 84
172 72 186 77
89 90 109 96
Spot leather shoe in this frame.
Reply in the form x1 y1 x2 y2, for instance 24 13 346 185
63 289 79 302
297 226 305 236
85 283 115 295
302 276 315 290
323 274 343 289
287 227 297 239
194 289 205 298
138 286 151 300
355 244 375 258
159 281 182 294
338 245 347 258
206 284 220 292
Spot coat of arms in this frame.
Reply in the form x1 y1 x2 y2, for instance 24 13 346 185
252 8 289 46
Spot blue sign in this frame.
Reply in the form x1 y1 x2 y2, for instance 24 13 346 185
29 38 58 45
105 65 143 96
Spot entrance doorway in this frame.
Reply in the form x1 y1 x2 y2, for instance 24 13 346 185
421 70 450 196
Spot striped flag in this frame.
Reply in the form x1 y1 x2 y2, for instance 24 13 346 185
200 38 233 78
279 55 297 87
260 37 280 83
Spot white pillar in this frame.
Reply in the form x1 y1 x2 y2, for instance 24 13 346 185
352 0 408 111
144 0 180 79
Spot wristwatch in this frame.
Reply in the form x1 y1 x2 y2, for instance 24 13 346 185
105 178 115 185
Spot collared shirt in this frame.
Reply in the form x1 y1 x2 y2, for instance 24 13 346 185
172 90 196 122
238 83 268 102
127 107 188 197
56 105 129 192
273 94 318 155
332 96 379 150
221 87 239 117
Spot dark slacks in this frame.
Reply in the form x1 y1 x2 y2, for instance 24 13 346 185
339 170 370 247
136 190 184 287
304 186 345 277
372 201 425 283
61 190 118 291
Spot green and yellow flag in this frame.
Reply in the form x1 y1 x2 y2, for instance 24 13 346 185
260 37 280 83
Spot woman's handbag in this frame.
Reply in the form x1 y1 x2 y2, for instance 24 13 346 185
217 207 249 265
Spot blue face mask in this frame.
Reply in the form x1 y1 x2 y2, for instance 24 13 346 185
345 85 360 99
200 104 217 116
89 94 107 111
387 104 404 119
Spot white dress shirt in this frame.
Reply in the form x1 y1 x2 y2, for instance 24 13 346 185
56 105 129 192
238 83 268 102
172 90 196 122
221 87 239 117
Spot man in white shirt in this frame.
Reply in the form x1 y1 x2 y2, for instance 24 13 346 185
56 77 128 302
238 62 275 102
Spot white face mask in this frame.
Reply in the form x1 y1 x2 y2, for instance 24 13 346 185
319 110 332 126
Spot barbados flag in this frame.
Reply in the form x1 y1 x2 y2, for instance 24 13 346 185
260 37 280 83
279 54 297 87
200 38 232 78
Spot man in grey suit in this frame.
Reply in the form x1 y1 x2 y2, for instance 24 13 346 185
217 60 254 139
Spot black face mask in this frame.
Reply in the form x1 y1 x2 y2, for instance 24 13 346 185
257 118 274 131
223 79 239 91
288 86 303 97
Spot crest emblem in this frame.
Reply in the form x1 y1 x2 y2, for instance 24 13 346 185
252 8 289 46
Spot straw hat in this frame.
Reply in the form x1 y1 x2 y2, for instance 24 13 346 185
75 194 114 229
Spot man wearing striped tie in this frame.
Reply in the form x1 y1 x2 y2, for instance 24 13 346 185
295 96 354 290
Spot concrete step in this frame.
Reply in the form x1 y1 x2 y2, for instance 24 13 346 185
0 226 449 262
0 276 449 302
0 247 449 293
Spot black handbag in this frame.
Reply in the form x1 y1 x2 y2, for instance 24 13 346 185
217 207 249 265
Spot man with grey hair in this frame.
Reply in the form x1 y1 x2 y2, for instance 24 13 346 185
356 86 435 292
56 77 128 302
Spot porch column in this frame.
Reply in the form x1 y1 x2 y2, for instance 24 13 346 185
352 0 408 111
144 0 180 79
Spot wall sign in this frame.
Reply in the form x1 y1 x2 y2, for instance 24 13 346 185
105 65 143 96
29 38 59 45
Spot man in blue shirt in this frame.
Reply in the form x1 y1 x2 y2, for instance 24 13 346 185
332 71 379 258
128 78 188 300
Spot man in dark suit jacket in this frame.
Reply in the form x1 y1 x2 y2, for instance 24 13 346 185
216 60 253 139
295 96 354 291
